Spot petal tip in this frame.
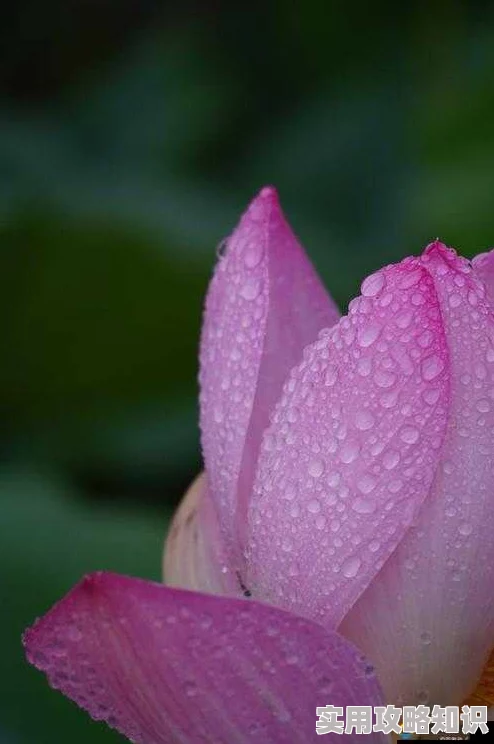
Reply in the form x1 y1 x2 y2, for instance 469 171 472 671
243 185 281 224
423 239 453 258
257 184 279 202
80 570 105 594
422 239 472 274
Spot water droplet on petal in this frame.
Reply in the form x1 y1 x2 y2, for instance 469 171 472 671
355 410 375 431
400 426 420 444
324 365 338 386
283 483 296 501
352 497 376 514
420 631 432 646
399 268 422 289
307 499 321 514
244 241 263 268
308 459 325 478
421 354 445 381
383 450 400 470
476 399 491 413
240 278 260 301
357 474 377 494
423 388 441 406
361 271 385 297
342 556 362 578
358 323 381 348
340 440 361 464
374 370 396 389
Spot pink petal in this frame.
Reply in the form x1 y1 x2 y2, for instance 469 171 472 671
246 256 450 628
200 186 339 571
341 242 494 706
24 572 390 744
473 249 494 307
163 472 238 595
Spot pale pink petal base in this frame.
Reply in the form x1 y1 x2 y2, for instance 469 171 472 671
24 573 390 744
200 187 339 571
246 256 449 628
341 243 494 706
163 472 238 596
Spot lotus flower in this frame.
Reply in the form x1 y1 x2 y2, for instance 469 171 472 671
24 187 494 743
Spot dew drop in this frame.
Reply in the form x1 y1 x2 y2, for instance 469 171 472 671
286 406 298 423
374 370 396 389
476 399 491 413
307 499 321 514
399 268 422 289
380 390 399 408
340 440 361 464
355 410 375 431
283 483 296 501
244 242 263 268
213 406 224 423
395 310 413 329
357 357 372 377
308 459 325 478
423 388 441 406
352 497 376 514
240 278 260 301
418 330 433 349
383 450 400 470
468 290 478 307
400 426 420 444
357 474 377 494
324 365 338 386
361 271 385 297
421 354 445 381
216 238 228 258
388 479 403 493
358 324 381 348
342 556 362 578
327 472 341 487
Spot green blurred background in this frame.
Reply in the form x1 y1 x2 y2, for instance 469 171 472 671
2 1 494 741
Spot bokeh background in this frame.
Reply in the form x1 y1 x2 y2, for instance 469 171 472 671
3 1 494 741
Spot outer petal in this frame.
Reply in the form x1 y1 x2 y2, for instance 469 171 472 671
246 257 449 627
163 472 238 595
341 242 494 706
473 249 494 307
24 572 390 744
200 186 339 576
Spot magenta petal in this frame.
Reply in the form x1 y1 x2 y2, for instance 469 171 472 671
341 242 494 706
24 573 390 744
473 249 494 307
246 256 450 628
200 187 339 564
